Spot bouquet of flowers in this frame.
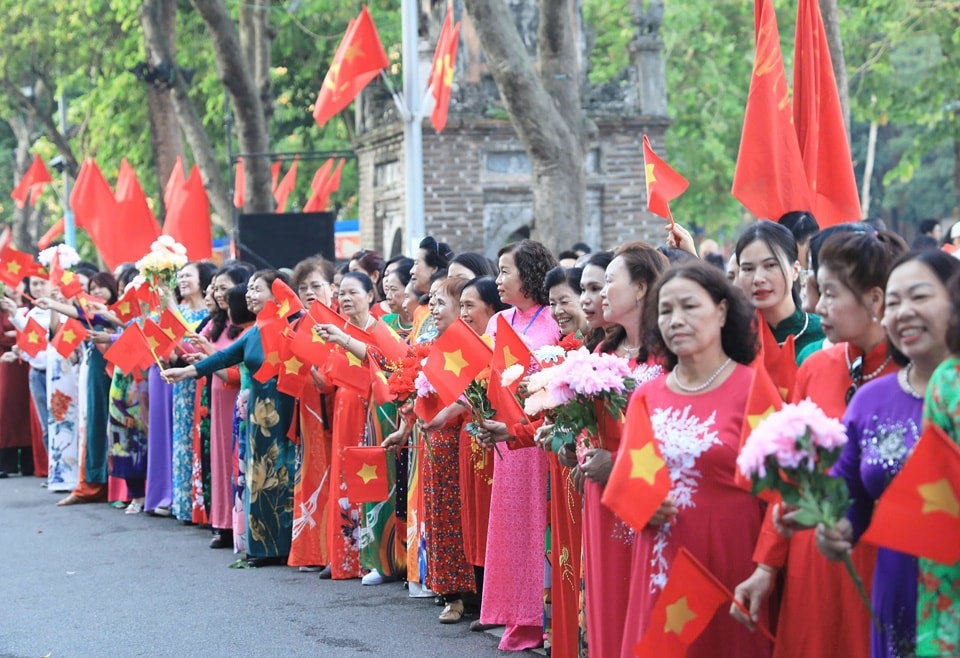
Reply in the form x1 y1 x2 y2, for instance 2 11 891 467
135 236 188 297
521 347 639 454
737 399 878 628
387 344 431 409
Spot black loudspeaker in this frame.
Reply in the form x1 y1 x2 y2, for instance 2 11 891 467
237 212 336 270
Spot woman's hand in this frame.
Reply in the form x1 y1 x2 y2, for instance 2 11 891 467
772 502 815 538
161 366 196 384
665 222 697 256
181 352 204 365
0 351 18 364
421 402 466 432
87 330 113 345
815 518 854 562
579 448 614 486
476 419 512 447
557 443 578 468
0 297 16 314
648 495 678 527
570 465 586 495
187 333 214 354
314 323 348 347
533 422 555 450
382 419 411 453
730 565 776 631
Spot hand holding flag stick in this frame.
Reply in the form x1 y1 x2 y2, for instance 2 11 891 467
642 134 689 237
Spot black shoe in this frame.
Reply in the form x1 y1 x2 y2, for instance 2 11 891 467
0 472 9 479
317 565 332 579
245 555 287 568
209 530 233 549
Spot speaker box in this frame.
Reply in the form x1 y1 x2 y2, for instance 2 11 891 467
236 212 336 270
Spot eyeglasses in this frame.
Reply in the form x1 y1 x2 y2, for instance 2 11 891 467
845 355 863 405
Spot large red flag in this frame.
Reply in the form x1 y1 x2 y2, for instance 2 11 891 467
51 317 87 359
10 155 52 208
163 156 186 211
793 0 862 228
313 8 390 127
860 423 960 564
732 0 813 220
273 158 299 213
428 8 461 133
109 286 142 324
305 158 347 213
16 317 48 358
342 446 390 503
70 160 122 266
113 159 162 268
491 313 533 375
642 135 690 230
233 158 245 209
632 548 734 656
423 318 492 406
162 165 212 260
0 244 41 287
602 395 672 531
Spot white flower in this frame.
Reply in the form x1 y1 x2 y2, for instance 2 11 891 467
534 345 566 364
38 244 81 269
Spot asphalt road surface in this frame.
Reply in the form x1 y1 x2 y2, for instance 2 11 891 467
0 476 534 657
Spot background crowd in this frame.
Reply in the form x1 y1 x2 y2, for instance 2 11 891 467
1 213 958 658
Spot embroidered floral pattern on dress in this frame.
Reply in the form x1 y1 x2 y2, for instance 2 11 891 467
860 414 917 473
648 404 720 592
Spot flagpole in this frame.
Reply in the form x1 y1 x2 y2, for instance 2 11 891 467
59 92 76 249
401 0 426 256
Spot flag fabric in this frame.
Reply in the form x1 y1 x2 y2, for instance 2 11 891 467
254 324 286 383
342 446 390 503
757 315 798 398
602 395 672 531
113 159 162 268
141 318 178 360
735 360 785 496
304 158 346 212
274 158 299 212
632 547 733 657
158 308 192 343
276 335 310 397
324 348 371 394
109 287 142 324
308 301 370 343
71 159 130 269
365 320 409 365
369 359 394 405
16 317 48 358
488 368 526 427
732 0 813 221
423 318 493 406
162 165 212 260
233 158 245 209
0 244 40 287
163 156 186 211
792 0 862 228
312 8 390 128
428 8 461 133
289 318 335 366
104 323 154 375
271 278 305 320
491 313 533 376
51 317 87 358
642 135 690 230
10 155 52 208
37 218 65 250
133 282 161 312
860 423 960 564
48 250 84 299
271 161 282 193
413 392 444 423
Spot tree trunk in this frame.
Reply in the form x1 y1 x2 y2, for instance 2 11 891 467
141 0 184 217
2 82 80 178
819 0 850 137
6 115 44 251
192 0 274 214
140 0 233 230
462 0 586 253
239 0 273 122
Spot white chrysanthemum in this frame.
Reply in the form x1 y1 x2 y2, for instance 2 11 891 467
38 244 81 269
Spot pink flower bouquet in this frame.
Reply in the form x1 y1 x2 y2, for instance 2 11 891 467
737 398 878 627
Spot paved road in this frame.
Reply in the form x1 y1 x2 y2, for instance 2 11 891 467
0 476 530 658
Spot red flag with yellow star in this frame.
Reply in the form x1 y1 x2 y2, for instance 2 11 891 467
428 8 461 133
642 135 689 230
51 317 87 359
48 250 84 299
342 446 389 503
276 335 309 397
324 347 371 394
601 394 672 531
16 317 48 358
423 318 492 406
487 367 526 427
254 324 286 384
141 318 178 360
10 155 52 208
757 313 798 398
736 360 785 498
158 308 191 343
491 313 533 377
313 8 389 128
289 317 335 366
109 287 142 324
0 244 40 287
632 547 733 657
369 358 394 405
104 323 155 375
365 319 409 365
860 422 960 564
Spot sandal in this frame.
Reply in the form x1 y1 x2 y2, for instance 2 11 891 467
125 500 143 515
438 599 465 624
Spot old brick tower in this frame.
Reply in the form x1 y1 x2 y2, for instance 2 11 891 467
354 0 672 258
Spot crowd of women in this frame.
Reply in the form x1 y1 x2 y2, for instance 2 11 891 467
0 213 958 658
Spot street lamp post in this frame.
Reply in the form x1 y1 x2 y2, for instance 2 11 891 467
401 0 426 256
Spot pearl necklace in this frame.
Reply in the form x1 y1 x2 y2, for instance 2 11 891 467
672 357 733 393
844 344 892 383
898 363 923 399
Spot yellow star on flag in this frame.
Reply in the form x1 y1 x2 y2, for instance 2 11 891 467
161 327 177 340
629 443 665 485
265 351 281 367
645 162 657 192
146 335 160 351
63 329 76 343
27 331 39 344
311 329 326 343
118 302 131 315
918 479 960 517
62 271 75 283
375 371 388 385
7 261 21 275
283 355 304 375
343 43 365 64
664 596 697 635
747 405 777 430
443 349 468 377
346 352 363 368
502 346 519 369
357 462 378 484
442 54 455 86
276 299 290 318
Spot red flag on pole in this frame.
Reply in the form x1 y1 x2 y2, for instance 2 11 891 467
51 317 87 358
274 158 299 213
104 323 154 375
10 155 52 208
860 423 960 564
162 165 212 260
342 446 390 503
313 8 390 128
642 135 690 230
114 159 162 267
48 250 84 299
16 317 48 358
233 158 245 209
71 160 125 267
602 395 672 531
491 313 533 375
0 244 41 287
423 318 492 406
732 0 813 221
109 287 142 324
428 8 461 133
792 0 862 228
141 318 178 360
